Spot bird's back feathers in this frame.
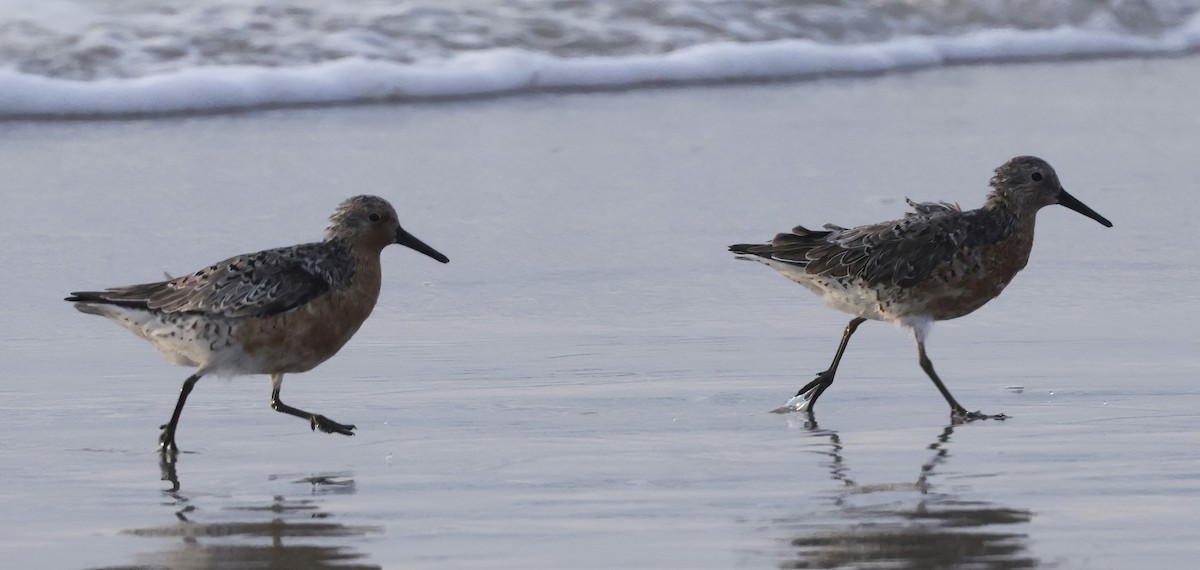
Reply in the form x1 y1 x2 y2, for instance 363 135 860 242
67 241 355 319
729 198 1013 288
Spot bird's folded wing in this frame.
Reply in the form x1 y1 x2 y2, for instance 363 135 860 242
758 210 1000 288
82 245 343 318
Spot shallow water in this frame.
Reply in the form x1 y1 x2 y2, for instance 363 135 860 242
1 56 1199 568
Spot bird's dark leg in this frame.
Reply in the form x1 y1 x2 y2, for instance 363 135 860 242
789 317 867 412
159 373 202 453
915 336 1007 422
270 373 356 436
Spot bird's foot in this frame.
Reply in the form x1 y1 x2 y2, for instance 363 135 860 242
952 409 1009 423
158 424 180 454
772 393 816 414
772 372 833 414
310 415 356 436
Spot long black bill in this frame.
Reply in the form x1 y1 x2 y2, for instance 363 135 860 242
1057 188 1113 228
395 226 449 263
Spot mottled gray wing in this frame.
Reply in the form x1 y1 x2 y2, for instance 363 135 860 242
82 242 351 318
735 207 1006 288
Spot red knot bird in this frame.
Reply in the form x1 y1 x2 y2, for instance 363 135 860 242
729 156 1112 421
67 195 448 452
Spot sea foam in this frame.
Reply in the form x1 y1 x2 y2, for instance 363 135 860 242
1 13 1198 118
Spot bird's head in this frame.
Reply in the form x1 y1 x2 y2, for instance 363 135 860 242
989 156 1112 227
325 195 449 262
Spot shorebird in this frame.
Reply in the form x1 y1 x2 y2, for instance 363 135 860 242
67 195 448 452
729 156 1111 420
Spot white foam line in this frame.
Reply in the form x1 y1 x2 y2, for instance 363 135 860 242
1 21 1197 118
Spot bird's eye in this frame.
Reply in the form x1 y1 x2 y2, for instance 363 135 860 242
1031 172 1043 182
368 213 381 222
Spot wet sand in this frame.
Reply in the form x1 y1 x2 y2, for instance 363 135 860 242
1 56 1199 569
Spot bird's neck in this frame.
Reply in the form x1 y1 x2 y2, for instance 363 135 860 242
325 237 382 304
979 191 1037 275
982 189 1037 236
982 187 1016 213
349 246 383 302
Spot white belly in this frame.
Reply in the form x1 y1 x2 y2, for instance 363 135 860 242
75 303 261 376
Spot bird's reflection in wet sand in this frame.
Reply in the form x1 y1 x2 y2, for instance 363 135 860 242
781 419 1037 569
92 455 381 570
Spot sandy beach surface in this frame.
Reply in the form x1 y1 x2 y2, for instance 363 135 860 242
1 55 1198 569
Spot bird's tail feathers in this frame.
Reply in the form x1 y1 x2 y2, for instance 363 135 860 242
65 290 153 311
729 223 834 259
